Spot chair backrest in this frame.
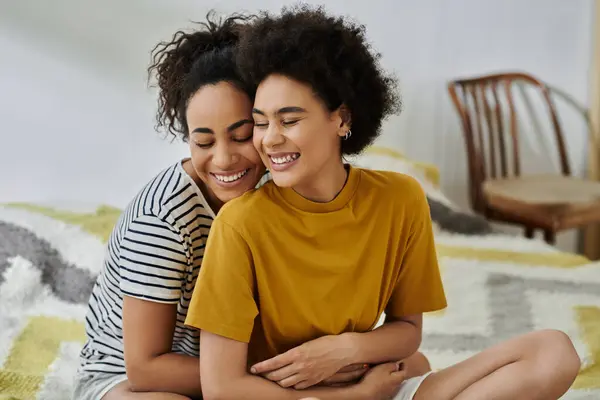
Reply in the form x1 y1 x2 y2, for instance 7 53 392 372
447 72 570 213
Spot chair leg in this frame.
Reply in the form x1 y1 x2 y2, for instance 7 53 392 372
524 227 535 239
543 230 556 244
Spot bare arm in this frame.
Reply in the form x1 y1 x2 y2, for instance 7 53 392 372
252 314 422 389
122 296 201 397
200 331 405 400
345 314 423 365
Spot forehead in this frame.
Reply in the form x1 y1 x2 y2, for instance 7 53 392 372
186 82 252 123
254 74 317 113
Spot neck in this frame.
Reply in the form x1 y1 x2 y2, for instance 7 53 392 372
292 159 348 203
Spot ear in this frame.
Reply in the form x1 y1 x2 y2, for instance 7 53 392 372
335 104 352 137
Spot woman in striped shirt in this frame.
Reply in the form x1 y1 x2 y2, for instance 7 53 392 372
72 13 268 400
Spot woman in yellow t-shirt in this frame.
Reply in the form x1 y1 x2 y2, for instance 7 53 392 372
186 6 581 400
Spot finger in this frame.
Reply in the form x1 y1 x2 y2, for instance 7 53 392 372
337 363 369 373
370 361 402 374
391 362 407 382
251 352 293 374
323 368 368 384
294 379 318 390
262 364 299 382
391 369 407 383
320 382 350 387
278 374 304 388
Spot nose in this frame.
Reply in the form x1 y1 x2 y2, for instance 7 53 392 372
212 142 240 170
261 124 285 149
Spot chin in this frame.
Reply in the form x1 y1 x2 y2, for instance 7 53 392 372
226 182 263 202
271 173 298 188
214 190 245 204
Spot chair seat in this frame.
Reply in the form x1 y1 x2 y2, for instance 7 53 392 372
483 175 600 230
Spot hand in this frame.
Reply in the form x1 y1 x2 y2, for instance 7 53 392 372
358 362 406 400
319 364 370 387
250 334 356 389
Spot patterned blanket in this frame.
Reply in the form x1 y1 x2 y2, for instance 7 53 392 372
0 202 598 399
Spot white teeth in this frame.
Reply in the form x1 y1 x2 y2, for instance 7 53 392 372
214 169 248 183
270 154 299 164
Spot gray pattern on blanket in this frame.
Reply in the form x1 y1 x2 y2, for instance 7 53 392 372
427 197 493 235
0 200 490 307
0 220 95 304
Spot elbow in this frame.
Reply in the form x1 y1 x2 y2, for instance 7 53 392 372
201 373 245 400
201 382 235 400
412 328 423 352
407 326 422 358
399 317 423 356
125 361 154 392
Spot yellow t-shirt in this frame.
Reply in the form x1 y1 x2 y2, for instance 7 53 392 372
185 166 447 365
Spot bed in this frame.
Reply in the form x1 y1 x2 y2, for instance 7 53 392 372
0 147 598 399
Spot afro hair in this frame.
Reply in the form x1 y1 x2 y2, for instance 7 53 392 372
237 4 401 155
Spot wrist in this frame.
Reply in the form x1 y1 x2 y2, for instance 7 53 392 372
339 332 363 365
353 380 372 400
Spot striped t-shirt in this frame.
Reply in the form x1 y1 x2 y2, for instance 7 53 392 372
79 160 240 375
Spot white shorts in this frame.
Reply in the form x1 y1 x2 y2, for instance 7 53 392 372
71 371 128 400
393 371 433 400
70 370 431 400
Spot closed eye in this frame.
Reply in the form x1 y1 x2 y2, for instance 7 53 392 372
282 120 300 126
233 135 253 143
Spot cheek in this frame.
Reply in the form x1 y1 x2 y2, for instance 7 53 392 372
239 142 264 166
190 148 211 175
295 124 338 160
292 124 321 151
252 130 265 152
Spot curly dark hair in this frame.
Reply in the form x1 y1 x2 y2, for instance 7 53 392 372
236 4 401 155
148 11 255 141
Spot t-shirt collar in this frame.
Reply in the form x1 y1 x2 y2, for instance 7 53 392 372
275 164 360 213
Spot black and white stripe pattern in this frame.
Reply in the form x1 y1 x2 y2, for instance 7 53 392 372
78 161 215 375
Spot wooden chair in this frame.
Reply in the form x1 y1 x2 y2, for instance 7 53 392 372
447 72 600 244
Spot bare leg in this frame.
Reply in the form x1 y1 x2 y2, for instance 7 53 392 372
403 351 431 379
102 380 192 400
414 330 580 400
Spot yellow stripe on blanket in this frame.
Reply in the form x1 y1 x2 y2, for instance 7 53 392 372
573 306 600 389
436 244 590 268
0 316 86 399
363 146 441 187
5 203 121 243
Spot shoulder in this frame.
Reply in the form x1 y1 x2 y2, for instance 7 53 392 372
216 182 277 228
134 162 211 219
357 168 426 205
114 162 212 240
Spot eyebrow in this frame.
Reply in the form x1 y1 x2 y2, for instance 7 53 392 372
252 106 307 116
191 119 253 135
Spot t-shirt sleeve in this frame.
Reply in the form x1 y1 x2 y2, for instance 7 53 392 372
119 214 188 304
185 218 258 343
385 186 447 318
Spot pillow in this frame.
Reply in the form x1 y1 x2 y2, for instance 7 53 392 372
350 146 455 208
351 146 494 235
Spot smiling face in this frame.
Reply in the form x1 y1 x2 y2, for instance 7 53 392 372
252 74 350 201
185 81 265 209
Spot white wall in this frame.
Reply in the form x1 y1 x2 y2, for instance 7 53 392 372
0 0 594 250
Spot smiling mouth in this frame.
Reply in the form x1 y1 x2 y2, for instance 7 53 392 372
269 153 300 165
211 169 250 183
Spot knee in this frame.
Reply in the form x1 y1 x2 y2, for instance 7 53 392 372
535 329 580 371
529 330 580 388
404 351 432 378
